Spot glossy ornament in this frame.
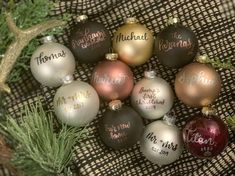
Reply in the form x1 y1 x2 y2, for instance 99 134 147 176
69 15 111 63
30 36 76 87
175 62 221 107
183 108 229 158
99 100 144 150
131 70 174 119
91 53 134 101
112 17 154 66
53 76 100 126
140 113 183 165
155 18 198 68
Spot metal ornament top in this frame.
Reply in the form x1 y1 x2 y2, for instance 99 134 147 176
76 15 88 22
105 53 118 61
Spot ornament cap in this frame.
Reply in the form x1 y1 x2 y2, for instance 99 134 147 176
125 17 138 24
109 100 122 111
76 15 88 22
0 54 5 58
196 54 209 63
167 17 179 25
202 106 216 116
41 36 56 43
62 74 74 85
163 111 176 125
144 70 156 79
105 53 118 61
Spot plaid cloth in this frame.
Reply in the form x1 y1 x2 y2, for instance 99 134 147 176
1 0 235 175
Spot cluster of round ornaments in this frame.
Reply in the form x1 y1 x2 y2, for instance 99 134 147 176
30 15 229 166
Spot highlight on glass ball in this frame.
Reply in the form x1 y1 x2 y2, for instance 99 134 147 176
53 76 100 127
140 113 183 165
182 107 229 159
112 17 154 66
131 70 174 119
68 15 111 63
91 53 134 101
30 36 76 87
155 17 198 68
174 62 221 107
98 100 144 150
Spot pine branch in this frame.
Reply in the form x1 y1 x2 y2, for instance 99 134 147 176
226 116 235 132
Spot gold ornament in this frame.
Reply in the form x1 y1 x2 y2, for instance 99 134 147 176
112 17 154 66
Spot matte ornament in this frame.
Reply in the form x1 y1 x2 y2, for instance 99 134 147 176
91 53 134 101
112 17 154 66
175 62 221 107
99 100 144 150
53 78 100 126
183 113 229 158
69 15 111 63
30 36 76 87
140 114 183 165
131 71 174 119
155 18 198 68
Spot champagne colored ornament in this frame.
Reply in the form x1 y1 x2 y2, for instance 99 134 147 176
155 17 198 68
91 53 134 101
53 75 100 127
131 70 174 119
98 100 144 150
175 62 221 107
112 17 154 66
68 15 111 63
30 36 76 87
183 107 229 158
140 112 183 165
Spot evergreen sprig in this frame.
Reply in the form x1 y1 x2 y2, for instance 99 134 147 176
1 102 88 175
0 0 71 83
226 116 235 132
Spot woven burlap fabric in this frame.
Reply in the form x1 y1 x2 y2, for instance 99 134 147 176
1 0 235 175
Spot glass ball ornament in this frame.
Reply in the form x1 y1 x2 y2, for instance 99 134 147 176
140 113 184 165
183 107 229 158
131 70 174 119
68 15 111 63
53 75 100 127
98 100 144 150
30 36 76 87
155 18 198 68
112 17 154 66
91 53 134 101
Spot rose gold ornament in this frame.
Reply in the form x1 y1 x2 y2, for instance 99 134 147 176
112 17 154 66
91 53 134 101
175 62 221 107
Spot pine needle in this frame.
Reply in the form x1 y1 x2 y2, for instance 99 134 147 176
226 116 235 132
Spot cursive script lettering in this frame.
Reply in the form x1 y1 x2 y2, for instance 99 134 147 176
186 129 216 145
35 50 66 65
158 39 192 52
93 72 128 85
115 32 148 43
105 122 131 141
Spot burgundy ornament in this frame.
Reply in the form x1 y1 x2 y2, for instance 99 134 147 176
183 110 229 159
91 53 134 101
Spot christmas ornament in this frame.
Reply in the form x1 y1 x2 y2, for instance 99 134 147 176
183 107 229 158
53 75 100 126
175 62 221 107
112 17 154 66
155 17 198 68
30 36 76 87
99 100 144 150
68 15 111 63
91 53 134 101
140 112 183 165
131 70 174 119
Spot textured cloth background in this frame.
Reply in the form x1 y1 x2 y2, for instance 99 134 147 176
1 0 235 175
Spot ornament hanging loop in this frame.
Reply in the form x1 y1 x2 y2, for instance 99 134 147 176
163 110 176 125
144 70 156 79
125 17 138 24
105 53 118 61
202 106 216 116
167 17 179 25
109 100 122 111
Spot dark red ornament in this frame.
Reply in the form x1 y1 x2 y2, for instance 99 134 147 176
68 15 111 63
98 100 144 150
183 113 229 158
155 18 198 68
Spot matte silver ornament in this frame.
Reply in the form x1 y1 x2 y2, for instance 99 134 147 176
131 71 174 119
140 114 183 165
53 78 100 126
30 36 76 87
